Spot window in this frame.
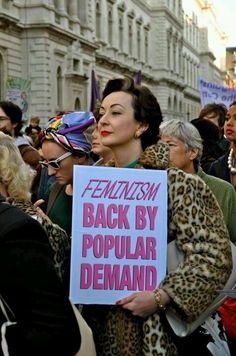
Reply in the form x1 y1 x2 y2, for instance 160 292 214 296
119 15 124 52
96 2 101 39
173 43 176 72
108 7 113 45
137 26 141 59
73 59 79 72
54 0 60 23
144 28 149 62
0 54 3 99
128 20 133 56
2 0 10 9
173 95 177 112
75 98 81 110
57 66 62 110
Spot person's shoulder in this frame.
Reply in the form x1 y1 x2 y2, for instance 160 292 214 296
167 166 204 186
0 201 36 223
204 173 234 192
167 167 214 200
0 201 27 218
211 151 228 165
139 141 170 170
0 202 43 237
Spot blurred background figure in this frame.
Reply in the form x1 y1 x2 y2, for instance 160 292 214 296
25 115 42 147
0 101 41 201
191 117 224 173
209 101 236 190
91 126 113 165
198 102 230 153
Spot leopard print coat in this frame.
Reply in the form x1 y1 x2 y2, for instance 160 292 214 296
83 142 232 356
6 198 71 282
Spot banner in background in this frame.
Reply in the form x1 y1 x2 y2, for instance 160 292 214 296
5 77 31 122
70 166 168 305
199 77 236 108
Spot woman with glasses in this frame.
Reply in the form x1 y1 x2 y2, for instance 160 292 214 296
36 112 96 237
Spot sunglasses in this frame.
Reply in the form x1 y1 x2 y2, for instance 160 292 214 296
40 151 72 169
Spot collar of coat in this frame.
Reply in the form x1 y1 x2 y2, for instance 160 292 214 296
105 141 172 170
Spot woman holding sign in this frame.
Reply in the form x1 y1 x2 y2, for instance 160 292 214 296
83 77 232 355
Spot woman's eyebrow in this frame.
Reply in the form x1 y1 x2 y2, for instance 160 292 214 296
100 103 125 110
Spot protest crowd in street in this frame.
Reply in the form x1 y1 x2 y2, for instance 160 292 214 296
0 76 235 356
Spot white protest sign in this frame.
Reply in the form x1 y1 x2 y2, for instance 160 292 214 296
70 166 167 305
199 77 236 108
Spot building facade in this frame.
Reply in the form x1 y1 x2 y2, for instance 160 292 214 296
0 0 228 123
225 47 236 88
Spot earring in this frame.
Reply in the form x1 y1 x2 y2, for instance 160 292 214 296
134 131 140 139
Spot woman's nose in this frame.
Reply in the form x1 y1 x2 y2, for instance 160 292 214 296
225 117 232 126
47 166 56 176
98 112 109 125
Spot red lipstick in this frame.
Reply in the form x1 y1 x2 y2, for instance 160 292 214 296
101 131 111 137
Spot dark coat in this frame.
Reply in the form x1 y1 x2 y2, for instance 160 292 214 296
0 200 80 356
209 152 232 185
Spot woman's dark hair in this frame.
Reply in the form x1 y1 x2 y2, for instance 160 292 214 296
191 117 221 142
198 103 227 128
102 77 163 150
0 101 23 136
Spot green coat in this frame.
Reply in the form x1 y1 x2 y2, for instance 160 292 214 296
197 166 236 242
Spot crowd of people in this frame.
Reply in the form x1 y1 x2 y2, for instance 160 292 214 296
0 77 235 355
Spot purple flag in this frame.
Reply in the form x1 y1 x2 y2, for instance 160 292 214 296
134 70 142 85
89 70 101 112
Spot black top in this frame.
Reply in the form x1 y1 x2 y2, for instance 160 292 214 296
0 202 80 356
209 152 232 185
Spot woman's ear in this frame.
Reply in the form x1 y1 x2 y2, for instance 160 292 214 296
138 122 149 135
76 155 90 165
188 147 199 161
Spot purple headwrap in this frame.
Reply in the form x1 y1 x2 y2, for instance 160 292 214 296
41 112 96 153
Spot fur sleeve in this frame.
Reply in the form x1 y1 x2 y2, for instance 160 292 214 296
161 168 232 322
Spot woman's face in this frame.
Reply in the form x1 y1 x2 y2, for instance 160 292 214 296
160 134 197 172
224 105 236 143
203 112 219 127
0 107 15 136
91 126 112 157
41 140 86 186
98 91 142 149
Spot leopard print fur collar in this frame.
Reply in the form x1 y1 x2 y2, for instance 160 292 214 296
105 141 172 170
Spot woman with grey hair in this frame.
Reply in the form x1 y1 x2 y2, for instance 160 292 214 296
159 119 236 242
160 119 236 355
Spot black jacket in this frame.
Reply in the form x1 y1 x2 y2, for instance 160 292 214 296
209 152 232 186
0 201 80 355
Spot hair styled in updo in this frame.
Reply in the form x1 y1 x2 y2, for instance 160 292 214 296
102 77 163 150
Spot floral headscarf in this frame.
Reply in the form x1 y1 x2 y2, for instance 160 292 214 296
41 111 96 153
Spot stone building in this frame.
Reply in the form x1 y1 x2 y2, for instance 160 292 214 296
0 0 228 123
225 47 236 88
